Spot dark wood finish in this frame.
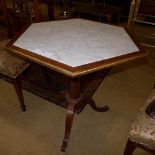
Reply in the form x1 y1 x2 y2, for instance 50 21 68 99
1 0 11 37
46 0 54 20
7 43 146 77
123 139 136 155
1 0 41 37
81 68 110 112
77 4 120 24
89 98 109 112
20 63 108 113
45 0 59 20
0 73 26 111
13 76 26 111
123 139 155 155
61 69 110 151
6 26 147 78
139 0 155 16
61 77 81 151
6 21 147 152
33 0 41 22
1 0 31 37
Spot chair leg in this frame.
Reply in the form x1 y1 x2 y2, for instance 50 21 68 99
13 77 26 111
123 139 137 155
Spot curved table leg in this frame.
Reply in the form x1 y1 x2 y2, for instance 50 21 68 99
61 78 81 152
61 102 75 152
89 98 109 112
13 77 26 111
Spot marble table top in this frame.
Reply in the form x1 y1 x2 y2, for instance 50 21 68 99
14 19 139 67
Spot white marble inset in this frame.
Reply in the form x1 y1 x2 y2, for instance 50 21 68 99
14 19 139 67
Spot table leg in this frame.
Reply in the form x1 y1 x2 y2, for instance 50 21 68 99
61 69 110 151
82 68 110 112
61 78 81 152
89 98 109 112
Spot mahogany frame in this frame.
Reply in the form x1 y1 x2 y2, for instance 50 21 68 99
6 23 147 152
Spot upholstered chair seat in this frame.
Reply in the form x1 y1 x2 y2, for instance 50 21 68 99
0 49 29 78
129 89 155 150
123 87 155 155
0 40 29 78
1 0 40 37
0 39 29 111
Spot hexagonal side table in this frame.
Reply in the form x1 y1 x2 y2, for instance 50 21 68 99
6 19 147 152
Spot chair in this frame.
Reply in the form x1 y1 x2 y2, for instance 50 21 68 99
123 86 155 155
128 0 155 27
1 0 40 37
45 0 57 20
0 39 30 111
73 0 120 24
127 0 155 48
